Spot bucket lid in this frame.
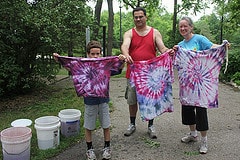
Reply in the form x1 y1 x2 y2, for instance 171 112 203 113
11 119 32 127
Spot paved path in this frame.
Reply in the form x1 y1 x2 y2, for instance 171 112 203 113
49 76 240 160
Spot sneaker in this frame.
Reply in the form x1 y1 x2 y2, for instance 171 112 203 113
86 149 96 160
102 147 111 159
148 125 157 139
181 133 198 143
199 140 208 154
124 124 136 136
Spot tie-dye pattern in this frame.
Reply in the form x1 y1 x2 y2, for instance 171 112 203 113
130 52 174 121
174 43 227 108
58 56 123 97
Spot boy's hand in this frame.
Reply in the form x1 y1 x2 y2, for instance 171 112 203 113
53 53 60 62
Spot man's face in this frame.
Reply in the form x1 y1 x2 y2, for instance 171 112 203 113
87 48 102 58
133 11 146 27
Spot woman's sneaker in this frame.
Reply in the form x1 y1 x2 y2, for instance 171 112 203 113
181 133 198 143
199 140 208 154
102 147 111 159
86 149 96 160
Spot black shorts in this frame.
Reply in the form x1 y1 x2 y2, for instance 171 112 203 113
182 105 209 131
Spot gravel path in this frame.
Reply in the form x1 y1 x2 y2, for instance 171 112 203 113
49 75 240 160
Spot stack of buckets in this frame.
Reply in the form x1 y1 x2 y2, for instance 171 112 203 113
1 127 32 160
34 109 81 150
0 108 81 159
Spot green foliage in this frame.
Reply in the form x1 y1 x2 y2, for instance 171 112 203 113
220 45 240 82
232 72 240 85
0 0 94 97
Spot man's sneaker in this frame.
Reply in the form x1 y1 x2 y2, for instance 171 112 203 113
86 149 96 160
148 125 157 139
124 124 136 136
199 140 208 154
102 147 111 159
181 133 198 143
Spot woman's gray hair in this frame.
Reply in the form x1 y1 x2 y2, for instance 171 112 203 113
180 16 194 27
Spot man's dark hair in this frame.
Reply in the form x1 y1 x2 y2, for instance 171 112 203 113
132 7 146 16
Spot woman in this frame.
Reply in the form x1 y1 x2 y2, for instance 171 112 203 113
174 16 229 154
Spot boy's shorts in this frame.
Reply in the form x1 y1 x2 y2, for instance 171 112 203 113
84 102 110 130
125 79 137 105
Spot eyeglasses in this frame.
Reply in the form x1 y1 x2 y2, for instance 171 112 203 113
134 16 144 20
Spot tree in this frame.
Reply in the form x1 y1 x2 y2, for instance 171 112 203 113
0 0 93 97
171 0 211 45
106 0 114 56
93 0 103 39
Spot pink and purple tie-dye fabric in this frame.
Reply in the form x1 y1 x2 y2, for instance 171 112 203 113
58 56 122 98
174 44 227 108
130 52 174 121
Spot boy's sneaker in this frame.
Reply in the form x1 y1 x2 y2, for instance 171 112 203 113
148 125 157 139
102 147 111 159
181 133 198 143
86 149 96 160
199 140 208 154
124 124 136 136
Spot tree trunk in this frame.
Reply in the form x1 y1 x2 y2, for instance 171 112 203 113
107 0 114 56
93 0 103 39
172 0 177 44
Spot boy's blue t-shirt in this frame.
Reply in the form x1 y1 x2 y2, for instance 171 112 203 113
178 34 213 51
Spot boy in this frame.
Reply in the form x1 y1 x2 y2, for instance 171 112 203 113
53 40 125 160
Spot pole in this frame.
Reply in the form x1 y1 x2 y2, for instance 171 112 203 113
103 26 106 57
119 1 122 45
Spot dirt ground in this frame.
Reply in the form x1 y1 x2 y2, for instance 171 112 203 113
48 76 240 160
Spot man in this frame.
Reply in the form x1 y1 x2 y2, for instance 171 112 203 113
121 7 173 139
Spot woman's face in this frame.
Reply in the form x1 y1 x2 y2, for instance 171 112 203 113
179 19 193 37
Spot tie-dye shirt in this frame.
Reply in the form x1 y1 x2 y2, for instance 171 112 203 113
58 56 123 98
130 52 174 121
174 43 227 108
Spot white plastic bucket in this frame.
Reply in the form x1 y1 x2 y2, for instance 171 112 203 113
0 127 32 160
34 116 60 150
58 109 81 137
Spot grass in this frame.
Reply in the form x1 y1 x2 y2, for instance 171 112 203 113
0 79 85 160
140 137 160 148
0 67 126 160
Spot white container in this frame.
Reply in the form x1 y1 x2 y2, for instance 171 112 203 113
58 109 81 137
11 119 32 127
34 116 60 150
1 127 32 160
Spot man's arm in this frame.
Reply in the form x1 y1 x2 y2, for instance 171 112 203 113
154 29 169 54
121 29 134 64
154 29 175 56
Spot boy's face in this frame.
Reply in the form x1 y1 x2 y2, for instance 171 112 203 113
87 48 102 58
